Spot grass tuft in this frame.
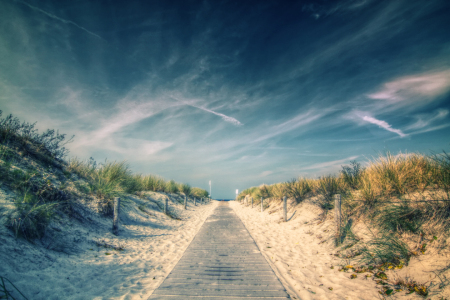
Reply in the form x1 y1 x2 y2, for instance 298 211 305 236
1 112 208 240
360 233 410 266
377 204 423 234
316 175 344 210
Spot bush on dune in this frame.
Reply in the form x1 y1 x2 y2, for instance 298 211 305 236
1 112 208 240
0 110 73 163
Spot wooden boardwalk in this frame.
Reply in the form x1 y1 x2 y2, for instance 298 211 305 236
148 202 290 300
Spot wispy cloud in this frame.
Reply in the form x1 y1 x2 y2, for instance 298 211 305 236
15 0 104 40
188 104 243 126
303 0 373 19
406 109 449 130
169 95 243 126
253 110 323 143
409 123 450 135
362 115 406 137
259 171 273 177
367 70 450 101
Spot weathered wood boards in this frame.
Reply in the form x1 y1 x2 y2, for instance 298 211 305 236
148 203 289 299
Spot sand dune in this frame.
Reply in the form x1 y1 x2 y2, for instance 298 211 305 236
0 191 217 299
230 199 450 300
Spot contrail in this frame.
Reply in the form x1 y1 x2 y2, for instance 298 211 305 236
363 116 406 137
169 95 243 126
14 0 104 40
191 104 243 126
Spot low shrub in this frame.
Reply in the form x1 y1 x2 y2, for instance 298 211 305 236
341 160 364 190
0 110 73 162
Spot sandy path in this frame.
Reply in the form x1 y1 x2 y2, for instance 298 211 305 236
0 195 218 300
230 200 381 300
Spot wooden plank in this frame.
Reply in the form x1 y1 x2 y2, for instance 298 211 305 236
148 296 289 300
153 289 288 297
161 278 284 286
171 269 273 274
157 282 286 290
148 203 289 299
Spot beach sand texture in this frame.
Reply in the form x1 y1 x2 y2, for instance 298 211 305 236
0 191 217 300
230 199 450 300
2 192 449 299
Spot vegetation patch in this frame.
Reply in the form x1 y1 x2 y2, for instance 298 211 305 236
1 111 208 241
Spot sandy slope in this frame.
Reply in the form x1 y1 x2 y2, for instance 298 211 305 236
0 191 217 300
230 199 450 300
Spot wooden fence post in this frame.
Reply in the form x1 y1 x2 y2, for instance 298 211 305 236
184 195 187 210
334 194 341 243
194 197 196 206
251 197 253 208
164 197 168 214
283 196 287 222
261 197 264 212
113 197 120 235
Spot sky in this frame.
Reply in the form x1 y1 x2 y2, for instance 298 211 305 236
1 0 449 199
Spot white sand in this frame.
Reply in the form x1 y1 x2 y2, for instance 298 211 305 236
230 199 450 300
2 190 449 300
0 191 217 300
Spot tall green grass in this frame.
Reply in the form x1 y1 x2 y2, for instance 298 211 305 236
67 158 208 214
316 175 345 210
165 180 179 193
284 178 313 203
180 183 191 196
7 194 57 240
190 187 209 198
1 112 208 239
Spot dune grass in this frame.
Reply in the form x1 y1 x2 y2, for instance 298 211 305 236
0 110 73 164
237 150 450 270
1 112 208 240
284 178 313 203
190 187 209 198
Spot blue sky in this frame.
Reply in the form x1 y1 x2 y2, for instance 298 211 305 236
1 0 449 198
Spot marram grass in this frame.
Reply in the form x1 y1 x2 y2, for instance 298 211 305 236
237 150 450 268
1 112 208 240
